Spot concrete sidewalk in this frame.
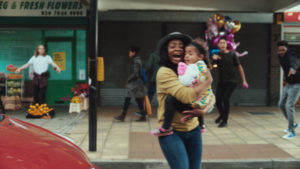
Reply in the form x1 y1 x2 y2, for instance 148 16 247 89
8 106 300 169
8 106 88 135
65 106 300 160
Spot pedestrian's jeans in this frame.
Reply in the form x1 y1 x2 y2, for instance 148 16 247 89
159 126 202 169
279 83 300 132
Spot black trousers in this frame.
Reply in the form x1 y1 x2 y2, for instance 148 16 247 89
162 95 198 129
33 85 47 104
216 81 237 123
122 97 145 114
198 116 204 126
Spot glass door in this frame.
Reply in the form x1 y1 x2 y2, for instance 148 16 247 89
46 40 75 105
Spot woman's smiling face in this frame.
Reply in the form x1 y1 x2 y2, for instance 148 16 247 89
167 39 184 65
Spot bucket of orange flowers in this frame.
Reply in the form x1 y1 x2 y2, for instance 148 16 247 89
26 103 55 119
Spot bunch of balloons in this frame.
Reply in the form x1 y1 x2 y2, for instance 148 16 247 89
205 14 248 57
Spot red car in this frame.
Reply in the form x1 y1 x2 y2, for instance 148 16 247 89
0 114 99 169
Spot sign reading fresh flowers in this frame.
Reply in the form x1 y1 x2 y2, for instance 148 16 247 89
0 0 86 17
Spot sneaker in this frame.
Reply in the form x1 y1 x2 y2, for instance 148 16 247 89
135 112 142 117
114 113 126 122
151 127 173 137
135 112 148 117
200 125 206 133
284 122 298 133
283 131 296 139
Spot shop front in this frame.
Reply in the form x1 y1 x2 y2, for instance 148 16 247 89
0 0 88 105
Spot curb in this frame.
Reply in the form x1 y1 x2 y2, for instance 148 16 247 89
92 158 300 169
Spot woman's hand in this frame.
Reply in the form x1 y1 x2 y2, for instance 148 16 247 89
183 109 206 116
180 96 215 123
51 62 61 73
15 68 22 73
180 109 205 123
56 66 61 73
15 63 29 73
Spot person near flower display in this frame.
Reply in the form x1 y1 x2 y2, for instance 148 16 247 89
16 44 61 104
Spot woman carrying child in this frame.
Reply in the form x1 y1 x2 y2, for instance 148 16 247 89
154 32 215 169
152 39 215 136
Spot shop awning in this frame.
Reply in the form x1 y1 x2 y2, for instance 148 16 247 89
90 0 300 12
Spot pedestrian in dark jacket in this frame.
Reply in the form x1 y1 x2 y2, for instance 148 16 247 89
278 41 300 139
114 46 147 122
145 50 160 102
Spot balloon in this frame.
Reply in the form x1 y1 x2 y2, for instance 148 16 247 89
213 13 225 29
216 16 225 29
227 41 240 51
226 33 234 42
213 13 221 21
207 17 215 25
224 21 235 33
219 31 226 37
236 51 249 57
213 36 221 47
206 15 247 61
224 16 232 22
227 41 234 51
233 20 241 33
206 17 219 41
210 48 220 56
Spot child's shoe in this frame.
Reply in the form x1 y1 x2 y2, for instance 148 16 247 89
151 127 173 137
200 125 206 133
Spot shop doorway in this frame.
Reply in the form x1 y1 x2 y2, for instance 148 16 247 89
45 38 75 105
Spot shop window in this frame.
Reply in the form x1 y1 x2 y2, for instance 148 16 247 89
0 30 42 80
76 30 87 81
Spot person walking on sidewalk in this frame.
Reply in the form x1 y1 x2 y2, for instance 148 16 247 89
277 41 300 139
16 44 61 104
156 32 214 169
145 50 160 102
114 46 147 122
212 37 249 128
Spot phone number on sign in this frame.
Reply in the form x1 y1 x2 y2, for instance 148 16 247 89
41 11 84 16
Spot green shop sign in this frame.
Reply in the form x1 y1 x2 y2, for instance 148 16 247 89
0 0 86 17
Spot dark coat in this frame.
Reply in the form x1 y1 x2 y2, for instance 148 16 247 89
126 56 146 98
145 51 160 83
279 48 300 84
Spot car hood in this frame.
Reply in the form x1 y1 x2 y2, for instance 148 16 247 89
0 115 94 169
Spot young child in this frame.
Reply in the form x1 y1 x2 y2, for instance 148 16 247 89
151 41 215 136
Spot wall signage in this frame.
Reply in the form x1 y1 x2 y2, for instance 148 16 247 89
0 0 86 17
